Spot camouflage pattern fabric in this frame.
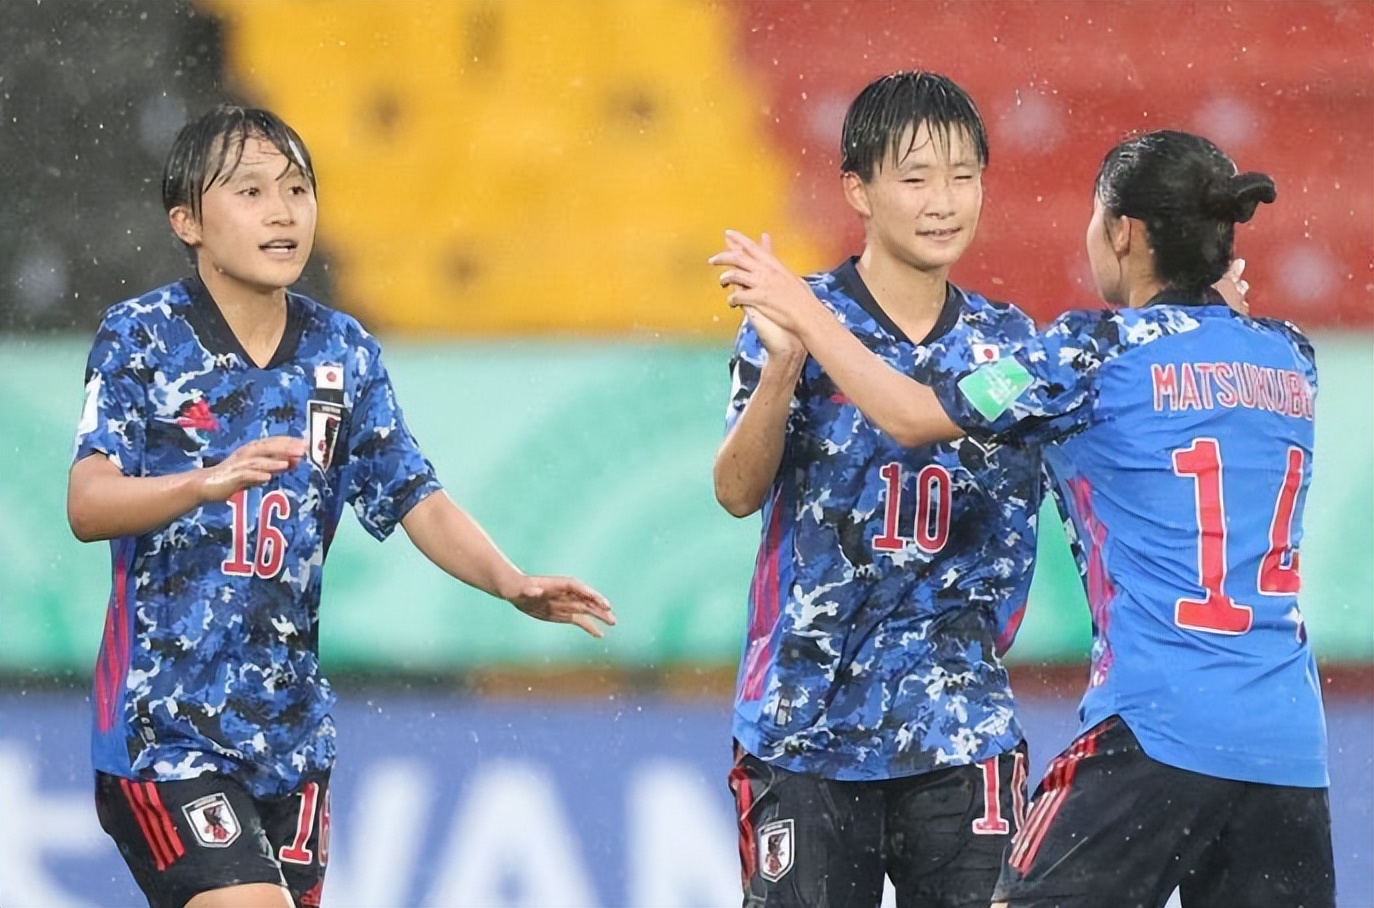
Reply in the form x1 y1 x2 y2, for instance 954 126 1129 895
727 259 1044 782
75 278 441 799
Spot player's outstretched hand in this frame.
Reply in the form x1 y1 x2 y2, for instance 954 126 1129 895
507 576 617 639
200 435 307 502
709 230 825 336
1214 257 1250 315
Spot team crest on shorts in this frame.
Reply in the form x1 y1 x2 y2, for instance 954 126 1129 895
307 400 344 471
183 792 241 848
757 818 794 882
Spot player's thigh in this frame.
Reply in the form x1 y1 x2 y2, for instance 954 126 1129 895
992 716 1232 908
95 771 286 908
258 771 332 908
884 743 1029 908
184 882 293 908
1179 782 1334 908
728 745 885 908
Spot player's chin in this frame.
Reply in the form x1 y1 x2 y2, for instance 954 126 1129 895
908 234 972 269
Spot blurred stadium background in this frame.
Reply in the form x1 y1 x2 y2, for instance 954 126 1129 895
0 1 1369 905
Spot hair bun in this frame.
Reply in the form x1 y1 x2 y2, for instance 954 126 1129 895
1204 172 1277 224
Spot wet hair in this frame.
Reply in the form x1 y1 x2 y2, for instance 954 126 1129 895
840 71 989 181
161 105 316 222
1094 129 1276 297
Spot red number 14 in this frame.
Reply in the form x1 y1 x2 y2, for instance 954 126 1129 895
1171 438 1304 635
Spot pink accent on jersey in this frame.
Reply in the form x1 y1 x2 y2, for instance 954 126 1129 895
741 501 785 702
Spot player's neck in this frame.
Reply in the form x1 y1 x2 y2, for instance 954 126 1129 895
855 249 950 338
197 265 289 367
1121 257 1166 309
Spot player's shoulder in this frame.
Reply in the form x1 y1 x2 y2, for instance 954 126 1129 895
1252 315 1317 366
955 286 1037 330
290 290 382 352
806 262 861 312
97 280 193 333
1052 304 1196 350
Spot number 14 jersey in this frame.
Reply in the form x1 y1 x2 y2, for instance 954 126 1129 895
932 298 1326 788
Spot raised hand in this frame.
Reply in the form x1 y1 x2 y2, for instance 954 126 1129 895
1214 257 1251 315
709 230 825 336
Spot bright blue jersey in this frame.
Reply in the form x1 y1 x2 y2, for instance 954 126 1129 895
727 260 1044 781
932 295 1326 787
73 277 442 798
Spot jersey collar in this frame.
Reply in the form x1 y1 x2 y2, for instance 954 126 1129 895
1142 286 1228 308
833 257 963 347
182 274 307 370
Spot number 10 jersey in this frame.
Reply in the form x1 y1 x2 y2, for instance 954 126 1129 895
727 260 1045 782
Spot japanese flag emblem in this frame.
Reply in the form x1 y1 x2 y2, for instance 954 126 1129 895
315 364 344 390
757 818 795 882
183 792 242 848
972 343 1001 363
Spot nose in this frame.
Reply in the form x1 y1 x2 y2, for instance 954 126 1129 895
264 184 295 225
926 177 957 217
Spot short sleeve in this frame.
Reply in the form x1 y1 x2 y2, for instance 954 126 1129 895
344 344 442 541
72 314 149 474
724 317 768 433
929 309 1116 447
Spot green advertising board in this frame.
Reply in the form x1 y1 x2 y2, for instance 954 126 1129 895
1 334 1369 676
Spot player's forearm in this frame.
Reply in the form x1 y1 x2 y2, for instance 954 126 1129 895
401 491 526 601
795 310 963 447
67 455 209 542
714 358 802 517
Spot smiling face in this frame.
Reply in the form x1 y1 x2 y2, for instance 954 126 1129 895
844 121 984 276
169 133 317 298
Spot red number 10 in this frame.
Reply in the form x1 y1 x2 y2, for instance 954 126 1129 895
1171 438 1305 635
873 462 952 553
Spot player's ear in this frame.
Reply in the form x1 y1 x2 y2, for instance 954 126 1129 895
1109 213 1136 257
842 171 872 218
168 206 202 247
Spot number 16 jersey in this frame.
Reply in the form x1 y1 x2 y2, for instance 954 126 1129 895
74 277 442 799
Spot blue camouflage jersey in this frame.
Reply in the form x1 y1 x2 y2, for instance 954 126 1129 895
727 259 1044 782
931 292 1326 787
73 277 442 799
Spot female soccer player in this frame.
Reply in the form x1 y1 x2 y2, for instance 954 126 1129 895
68 106 615 908
716 71 1041 908
711 129 1334 908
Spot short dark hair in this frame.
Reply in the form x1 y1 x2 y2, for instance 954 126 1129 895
161 105 316 221
1095 129 1276 296
840 71 989 181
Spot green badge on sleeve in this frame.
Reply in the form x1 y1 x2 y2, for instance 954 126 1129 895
957 358 1033 421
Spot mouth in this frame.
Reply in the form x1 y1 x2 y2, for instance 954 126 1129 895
260 239 298 254
916 227 961 240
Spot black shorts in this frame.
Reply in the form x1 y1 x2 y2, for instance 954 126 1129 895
995 715 1335 908
95 770 330 908
728 741 1029 908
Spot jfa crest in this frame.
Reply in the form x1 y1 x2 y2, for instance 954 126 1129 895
182 792 242 848
757 818 795 882
308 401 344 471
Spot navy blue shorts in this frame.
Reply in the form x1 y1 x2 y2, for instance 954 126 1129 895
729 741 1029 908
95 770 330 908
995 716 1334 908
